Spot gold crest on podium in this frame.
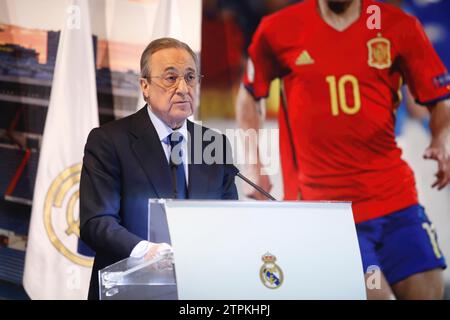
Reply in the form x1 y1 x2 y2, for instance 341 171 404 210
259 252 284 289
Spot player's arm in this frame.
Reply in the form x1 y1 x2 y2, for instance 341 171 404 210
235 84 272 199
424 99 450 190
236 17 277 200
398 16 450 190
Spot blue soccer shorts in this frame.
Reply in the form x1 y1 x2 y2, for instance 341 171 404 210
356 204 447 285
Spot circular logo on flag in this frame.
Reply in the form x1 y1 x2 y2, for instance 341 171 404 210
44 163 93 267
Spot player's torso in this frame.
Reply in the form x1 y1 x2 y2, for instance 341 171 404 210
270 1 406 168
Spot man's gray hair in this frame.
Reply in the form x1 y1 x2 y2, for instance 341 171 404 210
140 37 199 78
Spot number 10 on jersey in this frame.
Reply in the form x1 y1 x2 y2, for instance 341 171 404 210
326 75 361 116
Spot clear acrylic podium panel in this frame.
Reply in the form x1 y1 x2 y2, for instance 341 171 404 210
99 254 177 300
99 199 175 300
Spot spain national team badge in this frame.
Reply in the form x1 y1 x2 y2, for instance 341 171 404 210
367 34 391 69
260 252 284 289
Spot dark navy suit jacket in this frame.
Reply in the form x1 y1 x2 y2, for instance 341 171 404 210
79 106 238 299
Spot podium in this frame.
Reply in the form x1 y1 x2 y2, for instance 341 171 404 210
99 200 366 300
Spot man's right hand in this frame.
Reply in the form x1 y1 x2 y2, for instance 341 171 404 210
144 242 172 261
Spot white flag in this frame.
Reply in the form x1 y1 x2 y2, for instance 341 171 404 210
150 0 183 40
23 0 98 300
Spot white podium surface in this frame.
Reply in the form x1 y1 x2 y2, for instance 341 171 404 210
164 200 366 300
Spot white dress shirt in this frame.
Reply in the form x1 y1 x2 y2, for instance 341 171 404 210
147 105 189 182
130 105 187 258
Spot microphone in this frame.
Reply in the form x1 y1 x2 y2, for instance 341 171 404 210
229 165 277 201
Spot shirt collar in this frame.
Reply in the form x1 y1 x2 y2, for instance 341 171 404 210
146 105 188 144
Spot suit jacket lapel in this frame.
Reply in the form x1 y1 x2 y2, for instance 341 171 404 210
187 120 210 198
129 106 173 198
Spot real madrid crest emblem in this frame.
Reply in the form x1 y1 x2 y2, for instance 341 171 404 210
260 252 284 289
44 163 93 267
367 33 392 70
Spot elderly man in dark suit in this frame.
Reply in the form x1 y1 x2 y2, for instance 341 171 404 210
80 37 238 300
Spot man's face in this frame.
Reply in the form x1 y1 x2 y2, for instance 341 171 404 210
326 0 354 3
140 48 197 128
326 0 354 14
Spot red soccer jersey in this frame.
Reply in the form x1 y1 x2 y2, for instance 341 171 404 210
243 0 450 223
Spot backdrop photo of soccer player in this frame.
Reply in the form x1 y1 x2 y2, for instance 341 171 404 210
236 0 450 299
